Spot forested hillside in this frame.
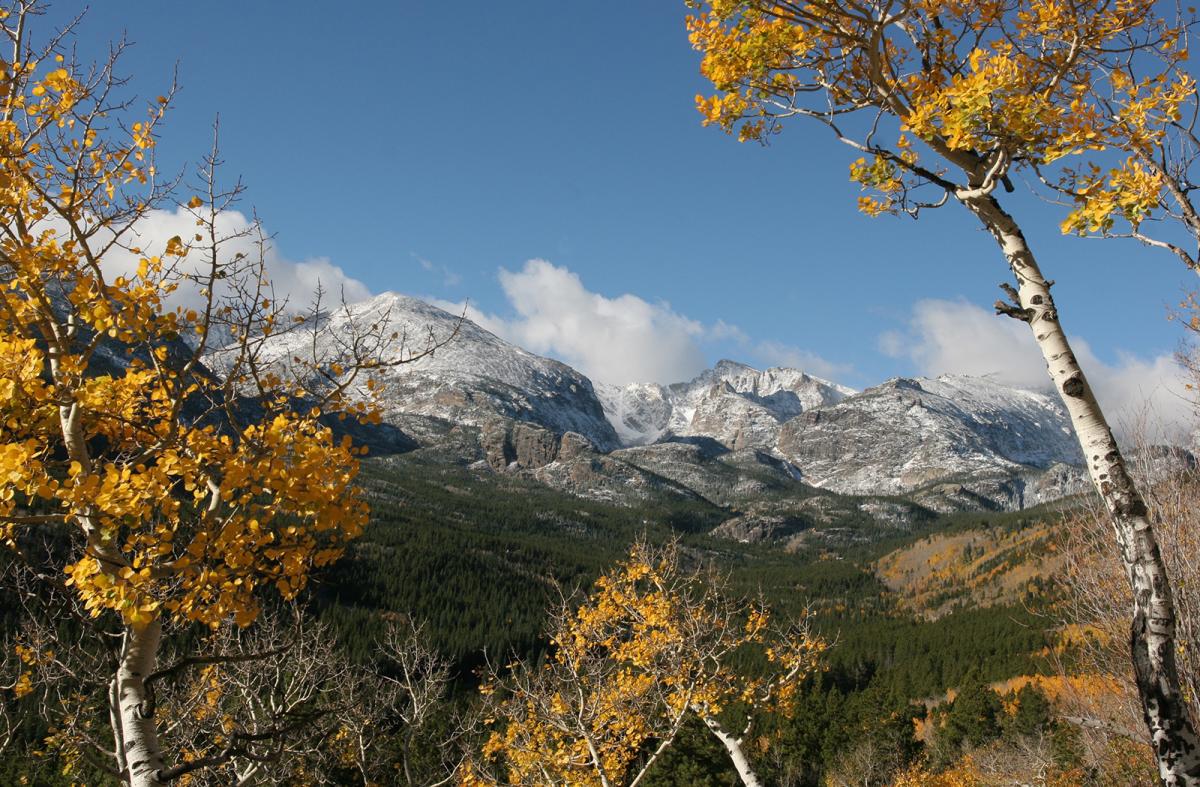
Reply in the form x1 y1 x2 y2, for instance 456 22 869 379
1 0 1196 783
2 452 1070 785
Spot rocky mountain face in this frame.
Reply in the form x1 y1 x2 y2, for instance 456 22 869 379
776 375 1085 505
597 360 855 449
207 293 620 460
599 363 1087 514
210 293 1098 534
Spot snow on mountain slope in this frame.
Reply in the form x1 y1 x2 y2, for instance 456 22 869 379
206 291 1091 512
595 382 673 446
776 375 1081 496
600 363 1082 510
208 292 620 450
598 360 855 449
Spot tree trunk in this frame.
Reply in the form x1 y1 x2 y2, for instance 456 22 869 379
962 191 1200 786
700 715 762 787
56 369 170 784
112 618 167 787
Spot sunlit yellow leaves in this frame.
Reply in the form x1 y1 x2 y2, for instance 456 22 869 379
686 0 1186 219
1061 159 1164 235
850 156 905 216
892 760 983 786
0 42 369 640
900 46 1077 155
164 235 187 257
52 407 367 627
42 67 73 94
687 4 816 143
475 542 826 784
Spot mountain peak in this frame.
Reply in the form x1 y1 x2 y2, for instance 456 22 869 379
210 291 620 451
600 359 854 449
713 358 756 374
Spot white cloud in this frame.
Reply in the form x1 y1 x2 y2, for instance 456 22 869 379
98 207 371 311
435 259 851 387
879 299 1046 388
437 259 708 385
882 298 1192 440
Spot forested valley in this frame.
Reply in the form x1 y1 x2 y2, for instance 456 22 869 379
2 0 1200 784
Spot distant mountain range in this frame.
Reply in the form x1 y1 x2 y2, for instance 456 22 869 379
207 292 1093 535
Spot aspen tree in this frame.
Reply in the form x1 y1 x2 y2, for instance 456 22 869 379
0 3 439 783
686 1 1199 782
468 541 825 786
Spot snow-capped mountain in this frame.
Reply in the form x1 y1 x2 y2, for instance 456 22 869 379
597 360 855 449
208 291 1092 516
776 375 1082 497
207 292 620 451
599 363 1084 511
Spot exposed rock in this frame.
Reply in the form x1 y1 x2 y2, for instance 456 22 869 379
479 421 563 471
481 421 516 471
613 441 809 507
857 499 925 529
597 360 854 449
529 452 701 506
776 375 1081 503
711 512 809 543
557 431 596 461
512 423 560 468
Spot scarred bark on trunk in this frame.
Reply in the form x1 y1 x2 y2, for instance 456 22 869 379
115 619 167 787
700 715 762 787
963 191 1200 786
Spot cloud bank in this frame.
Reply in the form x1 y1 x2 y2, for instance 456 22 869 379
440 260 708 385
881 298 1192 440
100 207 371 311
434 260 846 387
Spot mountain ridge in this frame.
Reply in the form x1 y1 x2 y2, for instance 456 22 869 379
206 292 1092 520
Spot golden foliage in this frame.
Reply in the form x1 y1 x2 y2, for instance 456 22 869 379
0 15 370 630
471 541 826 785
686 0 1187 218
891 760 982 787
875 522 1062 618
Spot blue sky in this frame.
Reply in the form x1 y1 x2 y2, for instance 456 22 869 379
43 2 1197 419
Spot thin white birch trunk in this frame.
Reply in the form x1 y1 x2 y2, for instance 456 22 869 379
963 191 1200 786
700 715 762 787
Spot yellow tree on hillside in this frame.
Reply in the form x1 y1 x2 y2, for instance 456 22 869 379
686 1 1198 783
467 541 825 787
0 3 433 784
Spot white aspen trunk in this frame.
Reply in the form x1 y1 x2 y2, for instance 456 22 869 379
962 191 1200 786
114 618 167 787
55 359 171 784
700 715 762 787
109 676 128 777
